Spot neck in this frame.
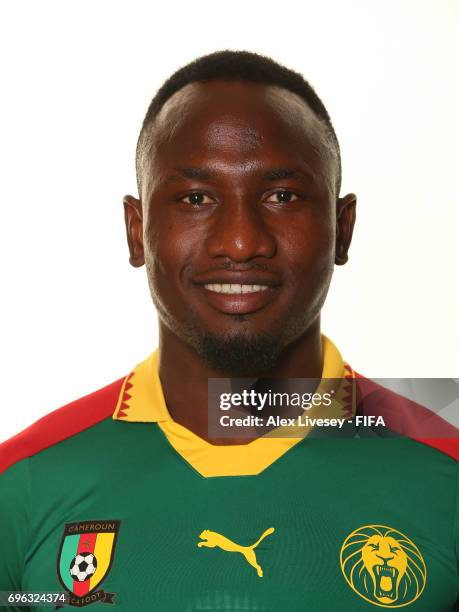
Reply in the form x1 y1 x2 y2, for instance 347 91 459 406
157 319 323 444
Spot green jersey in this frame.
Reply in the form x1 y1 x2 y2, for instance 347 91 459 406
1 338 458 611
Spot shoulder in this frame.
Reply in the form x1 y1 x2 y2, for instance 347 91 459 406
353 373 459 461
0 376 126 476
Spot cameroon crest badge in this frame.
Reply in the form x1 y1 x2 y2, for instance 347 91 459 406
56 520 120 607
340 524 426 607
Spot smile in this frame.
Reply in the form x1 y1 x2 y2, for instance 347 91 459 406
197 281 279 315
204 284 269 294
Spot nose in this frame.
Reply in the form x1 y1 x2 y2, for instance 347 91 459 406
205 198 276 263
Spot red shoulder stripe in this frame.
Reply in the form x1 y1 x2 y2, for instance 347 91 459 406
354 374 458 461
413 437 459 461
0 377 125 475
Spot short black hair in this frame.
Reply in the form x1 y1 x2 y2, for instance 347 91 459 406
136 50 341 195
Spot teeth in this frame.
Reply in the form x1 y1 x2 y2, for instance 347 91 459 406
204 283 269 294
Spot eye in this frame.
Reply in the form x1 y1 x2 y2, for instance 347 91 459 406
180 192 214 206
389 545 400 554
368 543 379 551
265 190 299 204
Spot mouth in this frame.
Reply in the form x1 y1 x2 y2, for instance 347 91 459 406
192 269 282 315
195 280 280 315
204 283 269 294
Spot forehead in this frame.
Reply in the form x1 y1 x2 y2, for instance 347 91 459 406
142 81 338 193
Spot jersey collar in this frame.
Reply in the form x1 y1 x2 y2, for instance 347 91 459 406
113 335 351 423
112 335 356 477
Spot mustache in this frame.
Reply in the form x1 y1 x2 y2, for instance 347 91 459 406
197 261 275 273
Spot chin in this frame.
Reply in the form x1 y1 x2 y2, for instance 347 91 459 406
161 301 315 376
190 329 284 377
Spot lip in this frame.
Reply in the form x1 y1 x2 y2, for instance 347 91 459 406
194 283 280 316
200 285 279 315
192 271 282 315
193 271 281 288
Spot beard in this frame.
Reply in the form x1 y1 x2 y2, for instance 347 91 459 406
192 326 284 376
157 301 314 376
147 259 330 377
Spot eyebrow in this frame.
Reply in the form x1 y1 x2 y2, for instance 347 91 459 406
163 166 315 184
164 167 214 183
263 168 300 180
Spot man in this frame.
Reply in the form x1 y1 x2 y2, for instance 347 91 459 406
0 51 457 611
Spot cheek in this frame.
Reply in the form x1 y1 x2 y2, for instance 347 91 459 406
281 217 335 283
143 215 199 292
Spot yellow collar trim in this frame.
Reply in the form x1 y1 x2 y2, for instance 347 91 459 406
113 335 356 477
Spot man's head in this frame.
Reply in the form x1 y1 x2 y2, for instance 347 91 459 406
124 51 356 375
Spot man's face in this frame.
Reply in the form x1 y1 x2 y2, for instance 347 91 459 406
125 81 355 374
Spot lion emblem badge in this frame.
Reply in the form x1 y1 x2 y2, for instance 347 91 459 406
340 524 426 607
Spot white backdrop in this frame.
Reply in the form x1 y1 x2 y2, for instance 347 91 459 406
1 0 458 442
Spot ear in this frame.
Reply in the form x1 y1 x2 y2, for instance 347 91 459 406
123 195 144 267
335 193 357 265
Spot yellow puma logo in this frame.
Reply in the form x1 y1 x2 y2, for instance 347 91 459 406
197 527 275 577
